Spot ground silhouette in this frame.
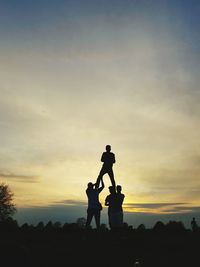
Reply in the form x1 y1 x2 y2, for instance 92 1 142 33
1 218 200 267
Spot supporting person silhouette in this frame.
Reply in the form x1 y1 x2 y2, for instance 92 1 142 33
95 145 116 189
116 185 125 227
105 185 125 229
105 186 117 229
86 179 104 229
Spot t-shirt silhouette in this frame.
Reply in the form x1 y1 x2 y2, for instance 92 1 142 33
86 188 101 209
101 151 115 168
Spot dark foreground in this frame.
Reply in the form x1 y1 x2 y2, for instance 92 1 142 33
1 227 200 267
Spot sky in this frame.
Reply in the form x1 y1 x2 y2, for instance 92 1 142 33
0 0 200 228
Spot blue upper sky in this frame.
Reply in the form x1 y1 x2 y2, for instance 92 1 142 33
0 0 199 57
0 0 199 30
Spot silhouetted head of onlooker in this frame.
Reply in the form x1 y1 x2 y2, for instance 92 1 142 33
106 145 111 152
108 186 116 194
116 185 122 193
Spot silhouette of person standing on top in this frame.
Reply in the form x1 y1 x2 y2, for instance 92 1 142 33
86 179 104 229
96 145 116 189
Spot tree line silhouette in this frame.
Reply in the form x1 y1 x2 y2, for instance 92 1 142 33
1 216 200 267
1 216 200 234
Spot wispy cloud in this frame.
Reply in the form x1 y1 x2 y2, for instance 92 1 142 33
124 202 186 209
53 199 87 206
164 206 200 214
124 202 190 214
0 172 39 183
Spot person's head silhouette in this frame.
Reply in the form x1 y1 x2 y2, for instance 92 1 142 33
106 145 111 152
109 186 115 194
116 185 122 193
87 182 94 189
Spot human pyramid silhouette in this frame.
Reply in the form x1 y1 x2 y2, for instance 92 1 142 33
86 145 125 229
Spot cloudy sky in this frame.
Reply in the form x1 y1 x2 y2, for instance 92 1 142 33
0 0 200 227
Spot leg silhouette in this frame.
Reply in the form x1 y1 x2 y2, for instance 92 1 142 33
96 168 106 188
107 169 115 188
86 210 93 228
94 211 100 229
96 167 115 188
